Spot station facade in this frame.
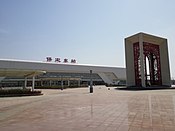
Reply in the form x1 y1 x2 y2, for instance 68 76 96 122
0 32 172 89
0 59 126 88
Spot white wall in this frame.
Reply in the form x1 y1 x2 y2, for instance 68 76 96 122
0 59 126 84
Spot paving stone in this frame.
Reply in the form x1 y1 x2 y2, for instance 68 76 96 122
1 86 175 131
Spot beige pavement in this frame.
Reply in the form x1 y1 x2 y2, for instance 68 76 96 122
1 86 175 131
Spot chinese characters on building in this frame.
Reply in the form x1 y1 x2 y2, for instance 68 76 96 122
46 57 52 62
55 58 61 62
46 57 76 63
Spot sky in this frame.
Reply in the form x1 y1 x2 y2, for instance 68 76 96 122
0 0 175 78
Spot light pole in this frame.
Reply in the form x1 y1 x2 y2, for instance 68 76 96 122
90 70 93 93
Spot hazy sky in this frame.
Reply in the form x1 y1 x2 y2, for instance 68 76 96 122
0 0 175 78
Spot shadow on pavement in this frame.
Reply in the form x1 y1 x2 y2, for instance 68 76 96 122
114 86 175 91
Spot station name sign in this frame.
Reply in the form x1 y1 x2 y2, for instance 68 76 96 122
46 57 76 63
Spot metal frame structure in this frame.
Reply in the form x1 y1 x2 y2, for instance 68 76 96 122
133 42 162 87
125 32 171 87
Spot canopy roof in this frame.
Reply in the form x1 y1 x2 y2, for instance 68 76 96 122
0 69 46 77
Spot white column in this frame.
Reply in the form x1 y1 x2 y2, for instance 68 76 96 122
32 76 35 91
24 77 27 89
41 80 43 86
139 33 146 87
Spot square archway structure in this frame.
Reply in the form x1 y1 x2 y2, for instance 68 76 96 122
125 32 171 87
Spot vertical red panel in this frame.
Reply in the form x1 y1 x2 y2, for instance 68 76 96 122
143 42 162 86
133 42 162 87
133 42 141 86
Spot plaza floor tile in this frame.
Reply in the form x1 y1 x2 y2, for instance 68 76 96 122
1 86 175 131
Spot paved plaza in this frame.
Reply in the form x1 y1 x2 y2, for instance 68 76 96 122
1 86 175 131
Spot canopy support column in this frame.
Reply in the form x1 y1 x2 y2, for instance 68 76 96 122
32 76 35 91
24 77 27 89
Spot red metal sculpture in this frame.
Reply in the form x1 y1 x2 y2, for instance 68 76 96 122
133 42 162 87
133 42 141 86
